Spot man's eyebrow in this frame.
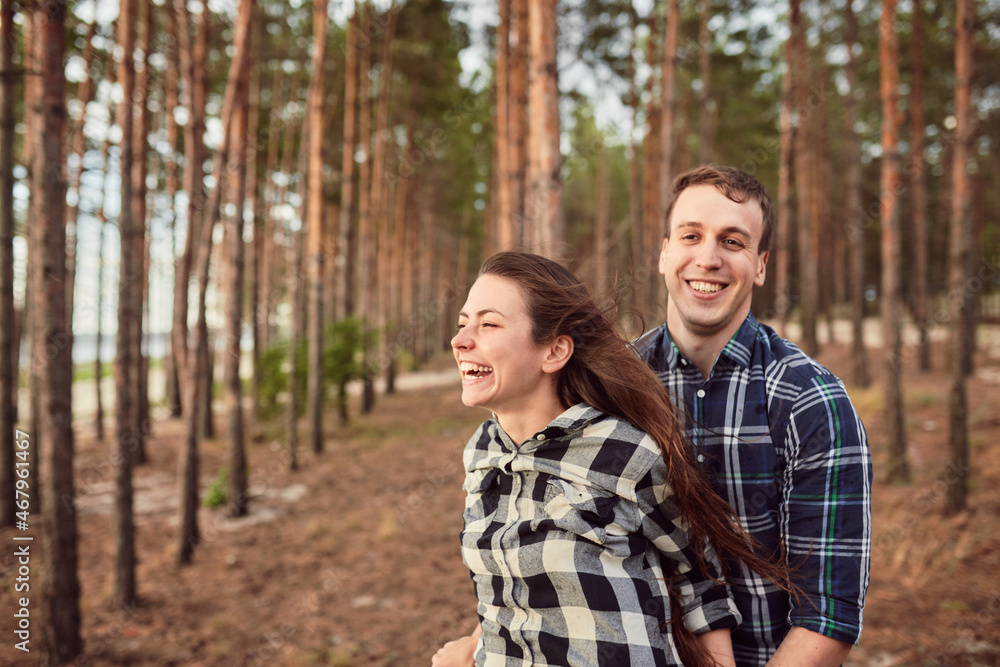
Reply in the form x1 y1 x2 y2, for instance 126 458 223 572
676 221 752 239
458 308 507 318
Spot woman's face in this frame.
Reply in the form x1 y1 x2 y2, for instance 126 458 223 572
451 274 557 419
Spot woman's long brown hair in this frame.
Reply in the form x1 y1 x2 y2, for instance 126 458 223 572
480 251 795 667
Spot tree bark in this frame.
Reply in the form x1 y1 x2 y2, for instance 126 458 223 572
113 0 139 608
338 5 358 319
306 0 329 455
495 0 513 249
35 4 83 660
945 0 975 515
178 0 255 562
910 0 931 371
641 8 661 322
357 2 375 413
164 0 182 416
791 0 818 357
510 0 528 240
844 0 870 388
0 0 17 528
696 0 714 164
225 67 250 518
880 0 909 483
526 0 561 257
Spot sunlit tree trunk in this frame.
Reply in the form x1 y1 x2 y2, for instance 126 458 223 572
641 8 660 321
496 0 513 249
338 6 358 319
23 9 41 517
845 0 870 388
34 3 82 660
510 0 528 241
179 0 254 560
880 0 909 483
945 0 975 515
910 0 931 371
259 64 285 350
526 0 561 257
658 0 678 217
306 0 329 455
696 0 714 164
113 0 139 608
791 0 817 357
357 2 375 413
594 137 609 294
0 0 17 528
164 0 182 416
225 66 250 518
627 8 642 308
132 0 152 464
172 0 207 419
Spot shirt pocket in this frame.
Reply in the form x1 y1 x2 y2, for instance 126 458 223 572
543 478 622 546
462 467 500 533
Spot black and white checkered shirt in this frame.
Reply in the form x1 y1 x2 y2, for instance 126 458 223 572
460 403 740 666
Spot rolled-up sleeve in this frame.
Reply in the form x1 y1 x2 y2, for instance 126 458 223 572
782 375 872 644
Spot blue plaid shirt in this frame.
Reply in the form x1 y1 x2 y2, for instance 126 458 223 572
636 313 872 666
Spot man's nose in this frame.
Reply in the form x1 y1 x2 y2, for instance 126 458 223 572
695 242 723 268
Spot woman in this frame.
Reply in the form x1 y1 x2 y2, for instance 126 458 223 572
434 252 791 667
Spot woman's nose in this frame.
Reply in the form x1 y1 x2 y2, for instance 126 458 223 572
451 327 472 350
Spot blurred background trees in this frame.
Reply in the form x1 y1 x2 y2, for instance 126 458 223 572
0 0 997 659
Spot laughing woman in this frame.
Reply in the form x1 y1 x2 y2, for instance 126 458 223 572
433 252 792 667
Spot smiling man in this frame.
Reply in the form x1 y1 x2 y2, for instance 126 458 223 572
636 165 872 667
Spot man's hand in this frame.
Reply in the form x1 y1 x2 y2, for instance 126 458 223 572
765 627 852 667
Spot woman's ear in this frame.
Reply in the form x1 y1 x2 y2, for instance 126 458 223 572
541 334 574 374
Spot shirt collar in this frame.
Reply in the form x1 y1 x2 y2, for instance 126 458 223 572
660 312 760 372
491 403 604 449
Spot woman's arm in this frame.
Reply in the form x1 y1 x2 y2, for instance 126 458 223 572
698 628 736 667
431 624 481 667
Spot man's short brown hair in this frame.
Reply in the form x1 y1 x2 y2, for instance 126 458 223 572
662 165 775 254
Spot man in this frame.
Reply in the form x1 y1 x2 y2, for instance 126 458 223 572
635 165 872 666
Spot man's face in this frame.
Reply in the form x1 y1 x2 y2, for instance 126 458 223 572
659 184 769 341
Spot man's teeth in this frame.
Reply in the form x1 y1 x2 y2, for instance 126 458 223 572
689 280 723 293
460 362 494 376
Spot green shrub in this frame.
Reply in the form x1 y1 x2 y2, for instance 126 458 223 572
202 467 228 509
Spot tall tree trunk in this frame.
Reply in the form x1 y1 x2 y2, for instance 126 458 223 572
172 0 208 419
372 6 398 396
178 0 254 561
655 0 679 315
164 0 183 416
509 0 528 240
791 0 818 357
113 0 139 608
910 0 931 371
357 2 375 413
641 8 661 322
880 0 909 483
945 0 975 515
225 65 250 518
526 0 561 257
306 0 329 454
35 4 83 659
248 11 264 430
0 0 17 528
627 8 642 312
696 0 714 164
594 137 609 294
845 0 869 388
495 0 513 249
774 5 794 337
132 0 152 464
338 5 358 319
260 64 286 349
287 80 312 468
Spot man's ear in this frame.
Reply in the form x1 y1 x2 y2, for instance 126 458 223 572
658 237 670 276
541 335 574 374
754 250 769 287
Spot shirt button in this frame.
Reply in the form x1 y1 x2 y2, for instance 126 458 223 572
680 358 687 365
697 454 705 463
696 389 706 398
536 434 545 441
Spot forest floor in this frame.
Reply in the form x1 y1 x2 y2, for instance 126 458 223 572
2 325 1000 666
